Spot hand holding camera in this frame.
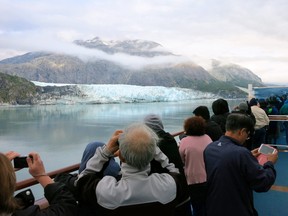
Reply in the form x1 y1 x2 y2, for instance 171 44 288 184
106 130 123 155
13 152 46 175
13 155 32 168
27 152 47 178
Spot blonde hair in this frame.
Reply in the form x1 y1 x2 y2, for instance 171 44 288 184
0 153 18 214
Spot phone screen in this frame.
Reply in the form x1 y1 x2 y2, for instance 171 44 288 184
259 144 275 155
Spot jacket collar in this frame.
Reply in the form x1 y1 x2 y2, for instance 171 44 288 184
120 163 151 179
220 135 243 146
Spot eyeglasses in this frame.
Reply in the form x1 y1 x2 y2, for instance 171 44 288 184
245 130 251 140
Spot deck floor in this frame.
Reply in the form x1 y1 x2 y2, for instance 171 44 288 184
254 130 288 216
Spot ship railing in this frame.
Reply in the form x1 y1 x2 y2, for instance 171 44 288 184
15 131 185 208
15 115 288 209
16 163 80 209
268 114 288 121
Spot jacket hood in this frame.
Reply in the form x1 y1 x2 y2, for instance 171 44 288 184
193 106 210 120
144 114 164 133
212 99 229 115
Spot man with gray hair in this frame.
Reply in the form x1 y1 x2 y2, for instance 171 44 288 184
75 122 189 216
204 113 277 216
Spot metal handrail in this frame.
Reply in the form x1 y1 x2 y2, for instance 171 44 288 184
16 163 80 191
15 123 288 202
16 131 185 191
268 115 288 121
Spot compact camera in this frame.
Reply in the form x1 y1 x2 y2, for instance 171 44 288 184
14 156 30 168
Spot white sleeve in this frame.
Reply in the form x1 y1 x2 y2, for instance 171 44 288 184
153 146 179 173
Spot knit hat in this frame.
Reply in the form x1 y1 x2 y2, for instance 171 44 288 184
144 114 164 133
238 102 248 111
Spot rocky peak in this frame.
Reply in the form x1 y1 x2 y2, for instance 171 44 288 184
208 60 264 87
74 37 173 57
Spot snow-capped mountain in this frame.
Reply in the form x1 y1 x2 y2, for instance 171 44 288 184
74 37 173 57
0 36 264 98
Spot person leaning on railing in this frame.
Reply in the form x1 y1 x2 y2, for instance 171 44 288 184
74 123 189 216
0 151 78 216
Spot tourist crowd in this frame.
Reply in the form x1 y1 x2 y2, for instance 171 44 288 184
2 94 288 216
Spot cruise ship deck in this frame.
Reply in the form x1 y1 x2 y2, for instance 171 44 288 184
254 130 288 216
15 116 288 215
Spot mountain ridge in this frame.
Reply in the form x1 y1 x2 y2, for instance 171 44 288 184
0 37 265 98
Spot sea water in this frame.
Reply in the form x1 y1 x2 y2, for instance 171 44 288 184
0 99 242 198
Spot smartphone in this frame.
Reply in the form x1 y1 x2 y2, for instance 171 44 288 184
13 156 29 168
258 144 276 155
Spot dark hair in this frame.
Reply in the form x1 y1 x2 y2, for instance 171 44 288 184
184 116 206 136
249 98 258 106
193 106 210 120
226 113 254 135
212 98 229 115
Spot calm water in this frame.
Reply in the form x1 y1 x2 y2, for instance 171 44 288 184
0 99 241 198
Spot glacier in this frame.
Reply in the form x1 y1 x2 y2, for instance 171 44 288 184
33 81 216 104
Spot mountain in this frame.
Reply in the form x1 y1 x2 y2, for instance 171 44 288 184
208 60 264 88
0 37 264 97
74 37 174 57
0 72 37 104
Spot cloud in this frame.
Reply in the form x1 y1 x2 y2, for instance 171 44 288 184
0 29 189 70
0 0 288 84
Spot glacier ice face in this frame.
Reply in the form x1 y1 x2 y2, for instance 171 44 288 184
33 81 216 104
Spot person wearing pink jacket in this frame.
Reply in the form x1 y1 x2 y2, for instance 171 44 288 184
179 116 212 216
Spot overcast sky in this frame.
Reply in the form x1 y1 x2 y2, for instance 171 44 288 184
1 0 288 84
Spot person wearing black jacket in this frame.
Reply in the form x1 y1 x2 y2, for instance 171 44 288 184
192 106 223 141
0 151 77 216
210 98 230 133
144 114 184 174
144 114 192 216
179 106 222 142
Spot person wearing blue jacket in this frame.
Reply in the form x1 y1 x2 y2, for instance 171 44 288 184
204 113 278 216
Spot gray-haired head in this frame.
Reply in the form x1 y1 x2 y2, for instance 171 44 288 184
118 123 159 170
238 102 248 112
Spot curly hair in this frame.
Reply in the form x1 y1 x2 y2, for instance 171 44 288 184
184 116 206 136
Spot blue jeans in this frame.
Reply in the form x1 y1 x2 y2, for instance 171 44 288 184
79 141 120 177
77 141 121 216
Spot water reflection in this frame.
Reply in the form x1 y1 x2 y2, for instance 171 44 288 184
0 99 241 184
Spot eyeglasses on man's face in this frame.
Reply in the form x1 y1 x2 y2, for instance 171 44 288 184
245 129 251 140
